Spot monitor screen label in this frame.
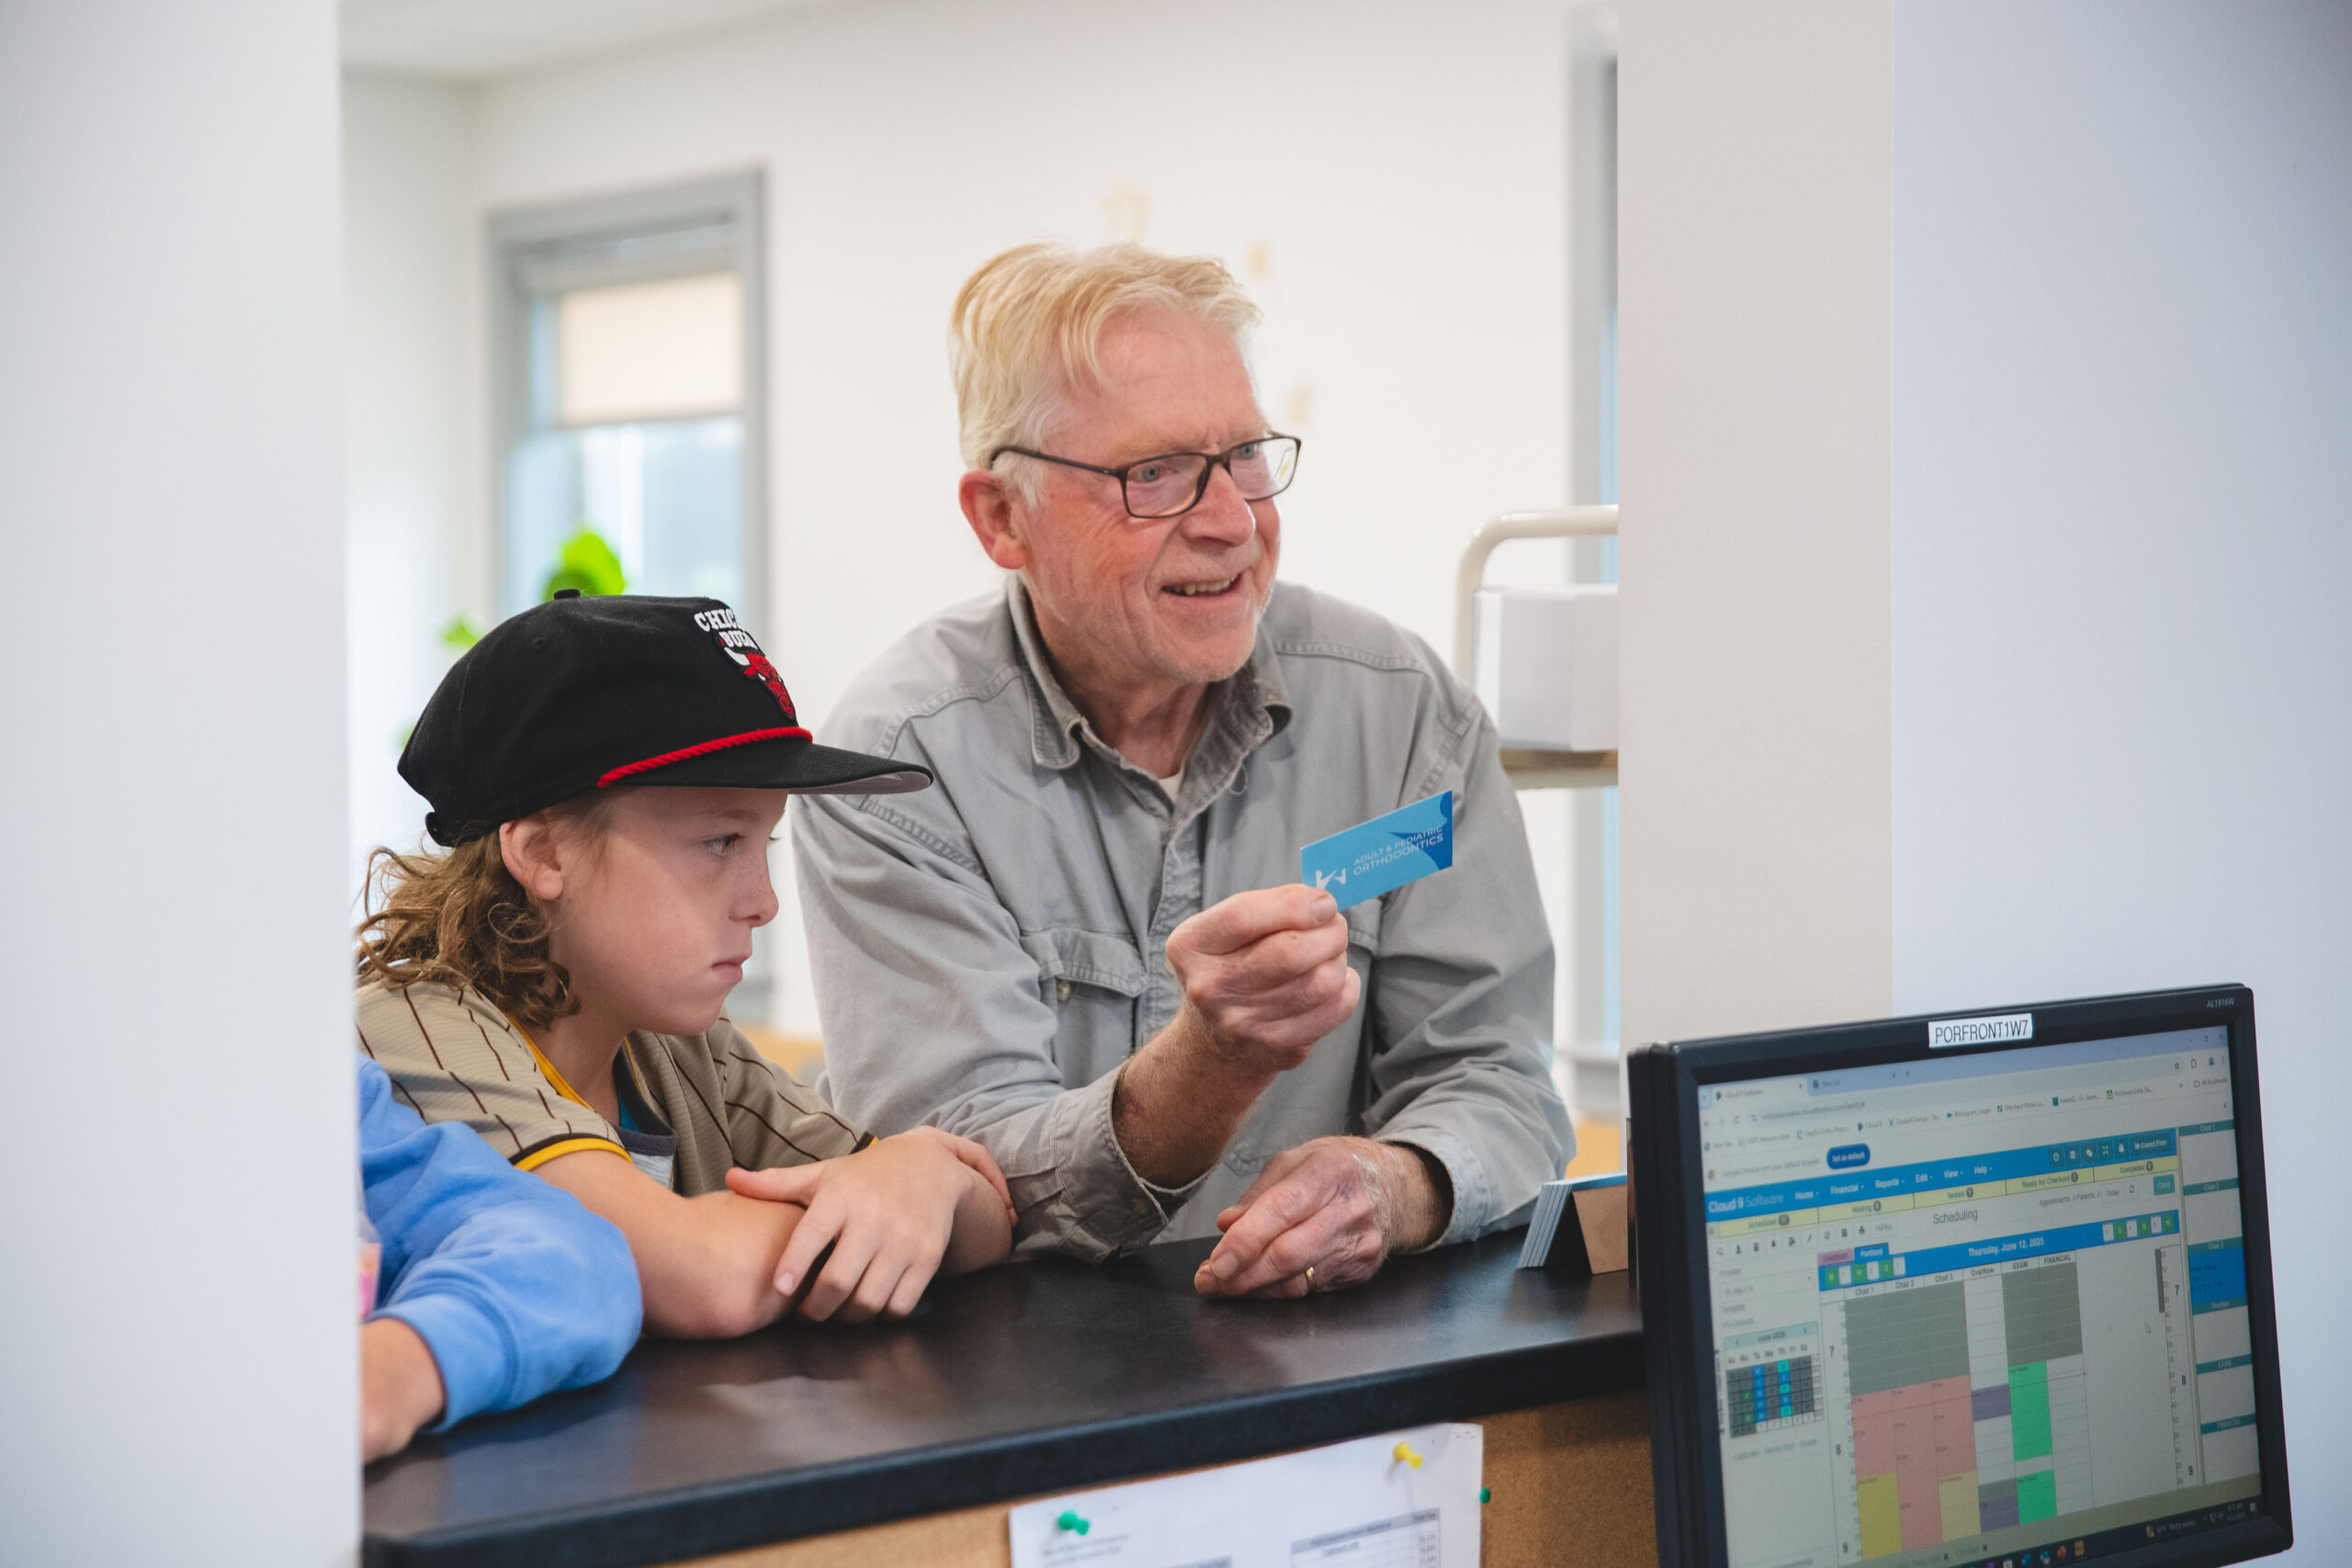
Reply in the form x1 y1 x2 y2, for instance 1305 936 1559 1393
1929 1012 2036 1049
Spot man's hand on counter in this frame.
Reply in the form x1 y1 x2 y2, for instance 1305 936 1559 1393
1193 1136 1453 1299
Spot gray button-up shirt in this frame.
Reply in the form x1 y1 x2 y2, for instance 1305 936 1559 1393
794 577 1570 1261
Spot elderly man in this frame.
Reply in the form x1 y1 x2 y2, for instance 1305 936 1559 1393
794 242 1569 1299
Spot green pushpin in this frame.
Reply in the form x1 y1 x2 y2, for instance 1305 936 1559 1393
1057 1510 1091 1536
1479 1487 1492 1505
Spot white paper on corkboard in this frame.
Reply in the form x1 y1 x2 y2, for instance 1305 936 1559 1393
1008 1422 1482 1568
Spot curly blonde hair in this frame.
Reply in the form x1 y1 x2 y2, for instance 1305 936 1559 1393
355 796 611 1031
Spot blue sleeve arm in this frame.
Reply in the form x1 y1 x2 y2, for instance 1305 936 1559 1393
359 1059 642 1428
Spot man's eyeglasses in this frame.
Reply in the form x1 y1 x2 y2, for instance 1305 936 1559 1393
989 434 1302 521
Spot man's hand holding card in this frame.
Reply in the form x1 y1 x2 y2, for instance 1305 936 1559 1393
1165 886 1363 1075
1111 881 1360 1195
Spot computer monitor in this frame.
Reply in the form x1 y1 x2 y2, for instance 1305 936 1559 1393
1627 985 2290 1568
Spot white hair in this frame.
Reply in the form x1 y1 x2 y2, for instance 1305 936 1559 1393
949 242 1262 500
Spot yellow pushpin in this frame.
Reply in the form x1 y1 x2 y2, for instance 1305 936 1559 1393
1392 1441 1423 1470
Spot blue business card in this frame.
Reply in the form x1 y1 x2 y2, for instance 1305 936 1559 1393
1299 791 1454 911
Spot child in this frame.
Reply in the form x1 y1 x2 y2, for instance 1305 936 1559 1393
359 1054 639 1461
356 592 1014 1338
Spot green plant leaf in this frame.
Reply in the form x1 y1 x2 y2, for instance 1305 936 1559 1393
440 614 483 649
544 527 628 600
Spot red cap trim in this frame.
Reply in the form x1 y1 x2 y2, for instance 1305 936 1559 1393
596 726 813 787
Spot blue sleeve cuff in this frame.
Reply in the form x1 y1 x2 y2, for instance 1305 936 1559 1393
360 1057 642 1427
373 1289 516 1430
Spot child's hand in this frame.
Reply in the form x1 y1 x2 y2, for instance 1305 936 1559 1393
898 1124 1017 1221
360 1317 446 1462
725 1129 1013 1323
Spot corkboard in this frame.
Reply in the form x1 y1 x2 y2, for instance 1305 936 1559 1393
1476 1391 1657 1568
675 1389 1656 1568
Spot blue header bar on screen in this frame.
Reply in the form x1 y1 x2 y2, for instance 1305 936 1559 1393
1704 1127 2184 1222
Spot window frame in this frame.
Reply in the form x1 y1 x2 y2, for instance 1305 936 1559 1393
486 170 768 635
1568 6 1622 1110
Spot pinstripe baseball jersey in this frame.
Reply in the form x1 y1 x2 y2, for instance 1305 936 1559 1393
356 978 871 1197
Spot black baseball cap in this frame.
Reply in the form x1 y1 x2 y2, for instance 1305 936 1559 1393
401 592 931 846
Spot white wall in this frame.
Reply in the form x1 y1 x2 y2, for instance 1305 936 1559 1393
1892 1 2352 1548
1624 0 2348 1541
345 74 484 890
0 2 356 1562
470 0 1577 682
346 0 1592 1033
1617 0 1895 1048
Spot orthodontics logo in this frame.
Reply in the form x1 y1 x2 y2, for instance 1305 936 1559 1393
693 605 798 723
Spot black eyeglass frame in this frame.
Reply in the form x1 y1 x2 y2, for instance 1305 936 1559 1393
987 433 1303 520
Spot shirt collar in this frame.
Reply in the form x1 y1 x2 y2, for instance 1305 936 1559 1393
1004 574 1293 774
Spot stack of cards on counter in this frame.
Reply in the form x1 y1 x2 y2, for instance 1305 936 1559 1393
1518 1170 1630 1273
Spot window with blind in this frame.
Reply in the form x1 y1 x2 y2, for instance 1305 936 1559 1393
488 173 766 630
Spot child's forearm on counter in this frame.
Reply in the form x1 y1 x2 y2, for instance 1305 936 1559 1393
537 1150 803 1339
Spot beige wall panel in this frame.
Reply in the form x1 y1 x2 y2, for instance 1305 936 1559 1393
1616 0 1894 1049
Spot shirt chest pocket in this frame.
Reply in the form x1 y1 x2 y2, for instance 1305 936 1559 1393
1021 927 1150 1072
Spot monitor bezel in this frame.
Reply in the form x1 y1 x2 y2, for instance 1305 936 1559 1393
1631 983 2292 1568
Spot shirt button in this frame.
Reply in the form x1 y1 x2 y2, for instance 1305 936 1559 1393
1057 978 1072 1003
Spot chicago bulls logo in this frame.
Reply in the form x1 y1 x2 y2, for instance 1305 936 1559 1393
735 650 797 720
692 606 798 724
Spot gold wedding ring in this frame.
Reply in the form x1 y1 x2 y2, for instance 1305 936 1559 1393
1305 1266 1317 1292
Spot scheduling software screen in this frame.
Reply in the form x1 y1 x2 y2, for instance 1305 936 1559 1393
1699 1029 2260 1568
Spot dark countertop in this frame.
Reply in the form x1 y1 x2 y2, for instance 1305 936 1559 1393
362 1232 1644 1568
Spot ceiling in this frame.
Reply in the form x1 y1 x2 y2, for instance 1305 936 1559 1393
340 0 843 80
